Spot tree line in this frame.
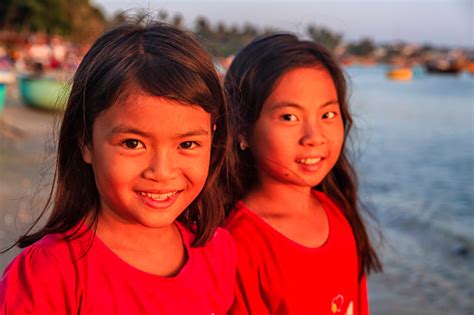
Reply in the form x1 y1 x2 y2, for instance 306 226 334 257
0 1 377 57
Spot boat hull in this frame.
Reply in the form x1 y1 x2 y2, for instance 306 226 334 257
386 68 413 81
0 83 5 112
19 76 70 111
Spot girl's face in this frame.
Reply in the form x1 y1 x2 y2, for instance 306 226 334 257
247 66 344 191
82 92 212 232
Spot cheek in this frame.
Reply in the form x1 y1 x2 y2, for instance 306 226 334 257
328 124 345 158
185 154 211 186
261 160 292 178
94 154 142 187
250 126 287 158
250 139 291 177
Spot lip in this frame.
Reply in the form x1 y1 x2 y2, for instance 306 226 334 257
136 189 182 210
295 156 325 172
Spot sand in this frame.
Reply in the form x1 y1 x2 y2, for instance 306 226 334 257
0 87 459 314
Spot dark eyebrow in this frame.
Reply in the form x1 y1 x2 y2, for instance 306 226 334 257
108 125 209 138
270 102 304 111
320 100 339 108
270 99 339 111
175 128 209 139
109 126 151 138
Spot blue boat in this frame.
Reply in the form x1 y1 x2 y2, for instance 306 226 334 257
18 75 71 111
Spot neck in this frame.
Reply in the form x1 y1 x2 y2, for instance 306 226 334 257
93 210 186 277
244 180 315 218
96 213 180 253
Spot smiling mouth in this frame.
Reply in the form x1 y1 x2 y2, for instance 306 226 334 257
137 190 180 201
296 157 323 165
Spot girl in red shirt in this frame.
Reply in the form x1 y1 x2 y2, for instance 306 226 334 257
224 34 382 314
0 22 236 314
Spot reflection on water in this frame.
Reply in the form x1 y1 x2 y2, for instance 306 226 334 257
347 65 474 313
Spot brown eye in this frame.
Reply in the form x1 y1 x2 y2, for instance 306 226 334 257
323 112 336 119
179 141 198 150
122 139 143 149
281 114 297 121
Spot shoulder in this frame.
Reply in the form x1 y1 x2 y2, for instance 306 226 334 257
224 202 270 270
193 228 237 311
183 226 237 296
4 234 70 273
225 202 271 260
178 224 236 266
225 201 261 241
312 190 337 208
313 190 348 220
201 227 237 264
313 190 357 246
1 227 95 284
1 232 81 281
209 227 235 248
0 234 79 312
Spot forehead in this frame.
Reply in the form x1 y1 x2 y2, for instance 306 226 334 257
94 92 211 134
263 66 337 110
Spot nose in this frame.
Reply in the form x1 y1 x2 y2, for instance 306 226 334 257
142 149 178 181
299 122 327 146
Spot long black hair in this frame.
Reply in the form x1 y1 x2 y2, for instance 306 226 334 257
8 21 235 249
224 33 382 277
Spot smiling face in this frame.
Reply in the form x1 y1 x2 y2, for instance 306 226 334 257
247 66 344 191
82 92 212 231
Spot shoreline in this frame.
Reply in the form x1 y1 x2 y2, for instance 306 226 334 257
0 96 470 314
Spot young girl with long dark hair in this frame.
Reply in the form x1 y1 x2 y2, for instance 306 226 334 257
1 22 236 314
225 33 382 314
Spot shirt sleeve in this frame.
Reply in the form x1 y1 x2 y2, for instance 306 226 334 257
0 245 77 314
359 274 370 315
228 242 270 315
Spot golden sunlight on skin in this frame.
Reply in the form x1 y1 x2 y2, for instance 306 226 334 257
81 93 212 275
248 66 344 194
244 66 345 248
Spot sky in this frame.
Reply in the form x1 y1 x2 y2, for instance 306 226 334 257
92 0 473 48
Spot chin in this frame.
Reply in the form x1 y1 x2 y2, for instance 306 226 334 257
290 174 325 188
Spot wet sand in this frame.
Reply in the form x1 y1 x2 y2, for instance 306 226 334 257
0 95 58 273
0 89 463 314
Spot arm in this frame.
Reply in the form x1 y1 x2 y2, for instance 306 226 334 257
0 246 77 314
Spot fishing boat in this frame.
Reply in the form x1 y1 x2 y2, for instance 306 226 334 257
425 59 462 75
0 83 5 112
18 75 70 111
464 62 474 75
386 67 413 81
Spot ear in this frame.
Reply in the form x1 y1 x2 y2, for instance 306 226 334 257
81 142 92 164
212 124 217 133
238 134 248 150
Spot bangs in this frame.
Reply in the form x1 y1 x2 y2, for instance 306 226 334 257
136 57 217 117
105 53 219 124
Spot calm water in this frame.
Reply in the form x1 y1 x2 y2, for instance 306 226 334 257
346 65 474 313
1 66 472 313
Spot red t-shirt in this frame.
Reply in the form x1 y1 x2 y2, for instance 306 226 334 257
0 222 236 314
225 191 369 315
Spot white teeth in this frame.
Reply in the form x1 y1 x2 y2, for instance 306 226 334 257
139 191 178 201
297 158 322 165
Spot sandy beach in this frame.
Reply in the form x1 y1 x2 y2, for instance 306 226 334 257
0 81 470 314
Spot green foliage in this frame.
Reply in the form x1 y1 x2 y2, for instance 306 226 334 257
0 0 106 41
194 16 274 57
347 38 376 56
1 0 65 33
0 4 398 59
307 25 343 53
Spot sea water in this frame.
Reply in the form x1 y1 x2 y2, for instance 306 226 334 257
346 65 474 313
